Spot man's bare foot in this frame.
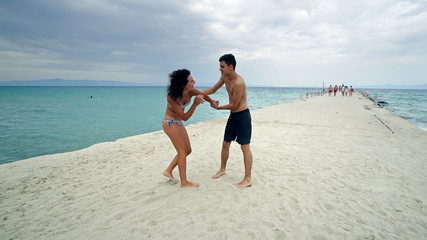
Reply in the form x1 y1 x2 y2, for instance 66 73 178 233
237 179 252 188
212 170 226 179
180 181 199 188
163 171 174 180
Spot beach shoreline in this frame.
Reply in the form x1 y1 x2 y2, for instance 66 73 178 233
1 93 426 239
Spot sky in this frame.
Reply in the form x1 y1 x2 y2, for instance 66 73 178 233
1 0 427 87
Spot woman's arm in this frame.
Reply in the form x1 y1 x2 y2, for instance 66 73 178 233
167 95 203 121
191 88 215 105
182 95 204 121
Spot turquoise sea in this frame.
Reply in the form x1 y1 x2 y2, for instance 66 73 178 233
0 87 426 164
364 89 427 132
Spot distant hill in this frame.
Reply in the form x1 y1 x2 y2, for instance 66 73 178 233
0 79 164 87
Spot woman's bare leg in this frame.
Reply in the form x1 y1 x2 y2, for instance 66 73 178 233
163 122 198 188
163 155 178 180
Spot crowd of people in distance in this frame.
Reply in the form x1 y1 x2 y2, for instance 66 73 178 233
327 84 354 97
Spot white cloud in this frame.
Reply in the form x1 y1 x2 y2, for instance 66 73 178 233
0 0 426 86
110 51 130 56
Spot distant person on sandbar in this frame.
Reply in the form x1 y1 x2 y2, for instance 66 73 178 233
333 85 338 96
203 54 253 188
162 69 215 188
328 85 333 96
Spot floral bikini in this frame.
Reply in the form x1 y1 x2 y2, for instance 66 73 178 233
162 101 190 126
162 118 182 126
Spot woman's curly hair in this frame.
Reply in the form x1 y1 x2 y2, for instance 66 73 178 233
167 69 190 101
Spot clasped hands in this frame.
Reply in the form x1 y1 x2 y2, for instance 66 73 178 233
194 95 219 109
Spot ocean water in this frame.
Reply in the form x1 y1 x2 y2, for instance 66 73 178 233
363 89 427 132
0 87 425 164
0 87 309 164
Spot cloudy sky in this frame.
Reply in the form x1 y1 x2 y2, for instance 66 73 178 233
1 0 426 87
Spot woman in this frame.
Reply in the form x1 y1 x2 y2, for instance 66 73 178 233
162 69 215 188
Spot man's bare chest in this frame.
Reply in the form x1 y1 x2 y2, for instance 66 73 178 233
225 83 234 95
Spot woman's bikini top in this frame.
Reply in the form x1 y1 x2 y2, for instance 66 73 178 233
168 101 190 110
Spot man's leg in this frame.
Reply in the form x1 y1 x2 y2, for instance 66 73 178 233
212 141 231 179
237 143 252 188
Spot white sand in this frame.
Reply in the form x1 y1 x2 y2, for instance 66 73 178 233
1 93 426 239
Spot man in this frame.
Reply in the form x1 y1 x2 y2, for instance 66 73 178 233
204 54 253 188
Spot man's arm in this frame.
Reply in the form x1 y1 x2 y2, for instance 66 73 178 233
216 82 244 111
191 88 215 105
203 78 224 95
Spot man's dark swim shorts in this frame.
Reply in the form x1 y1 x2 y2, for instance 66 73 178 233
224 108 252 145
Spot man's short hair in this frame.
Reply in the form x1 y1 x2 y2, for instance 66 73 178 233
219 54 236 70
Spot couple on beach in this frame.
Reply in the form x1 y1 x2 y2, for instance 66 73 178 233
162 54 253 188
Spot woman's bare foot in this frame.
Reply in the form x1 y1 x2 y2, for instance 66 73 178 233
163 171 174 180
212 170 226 179
237 179 252 188
180 181 199 188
